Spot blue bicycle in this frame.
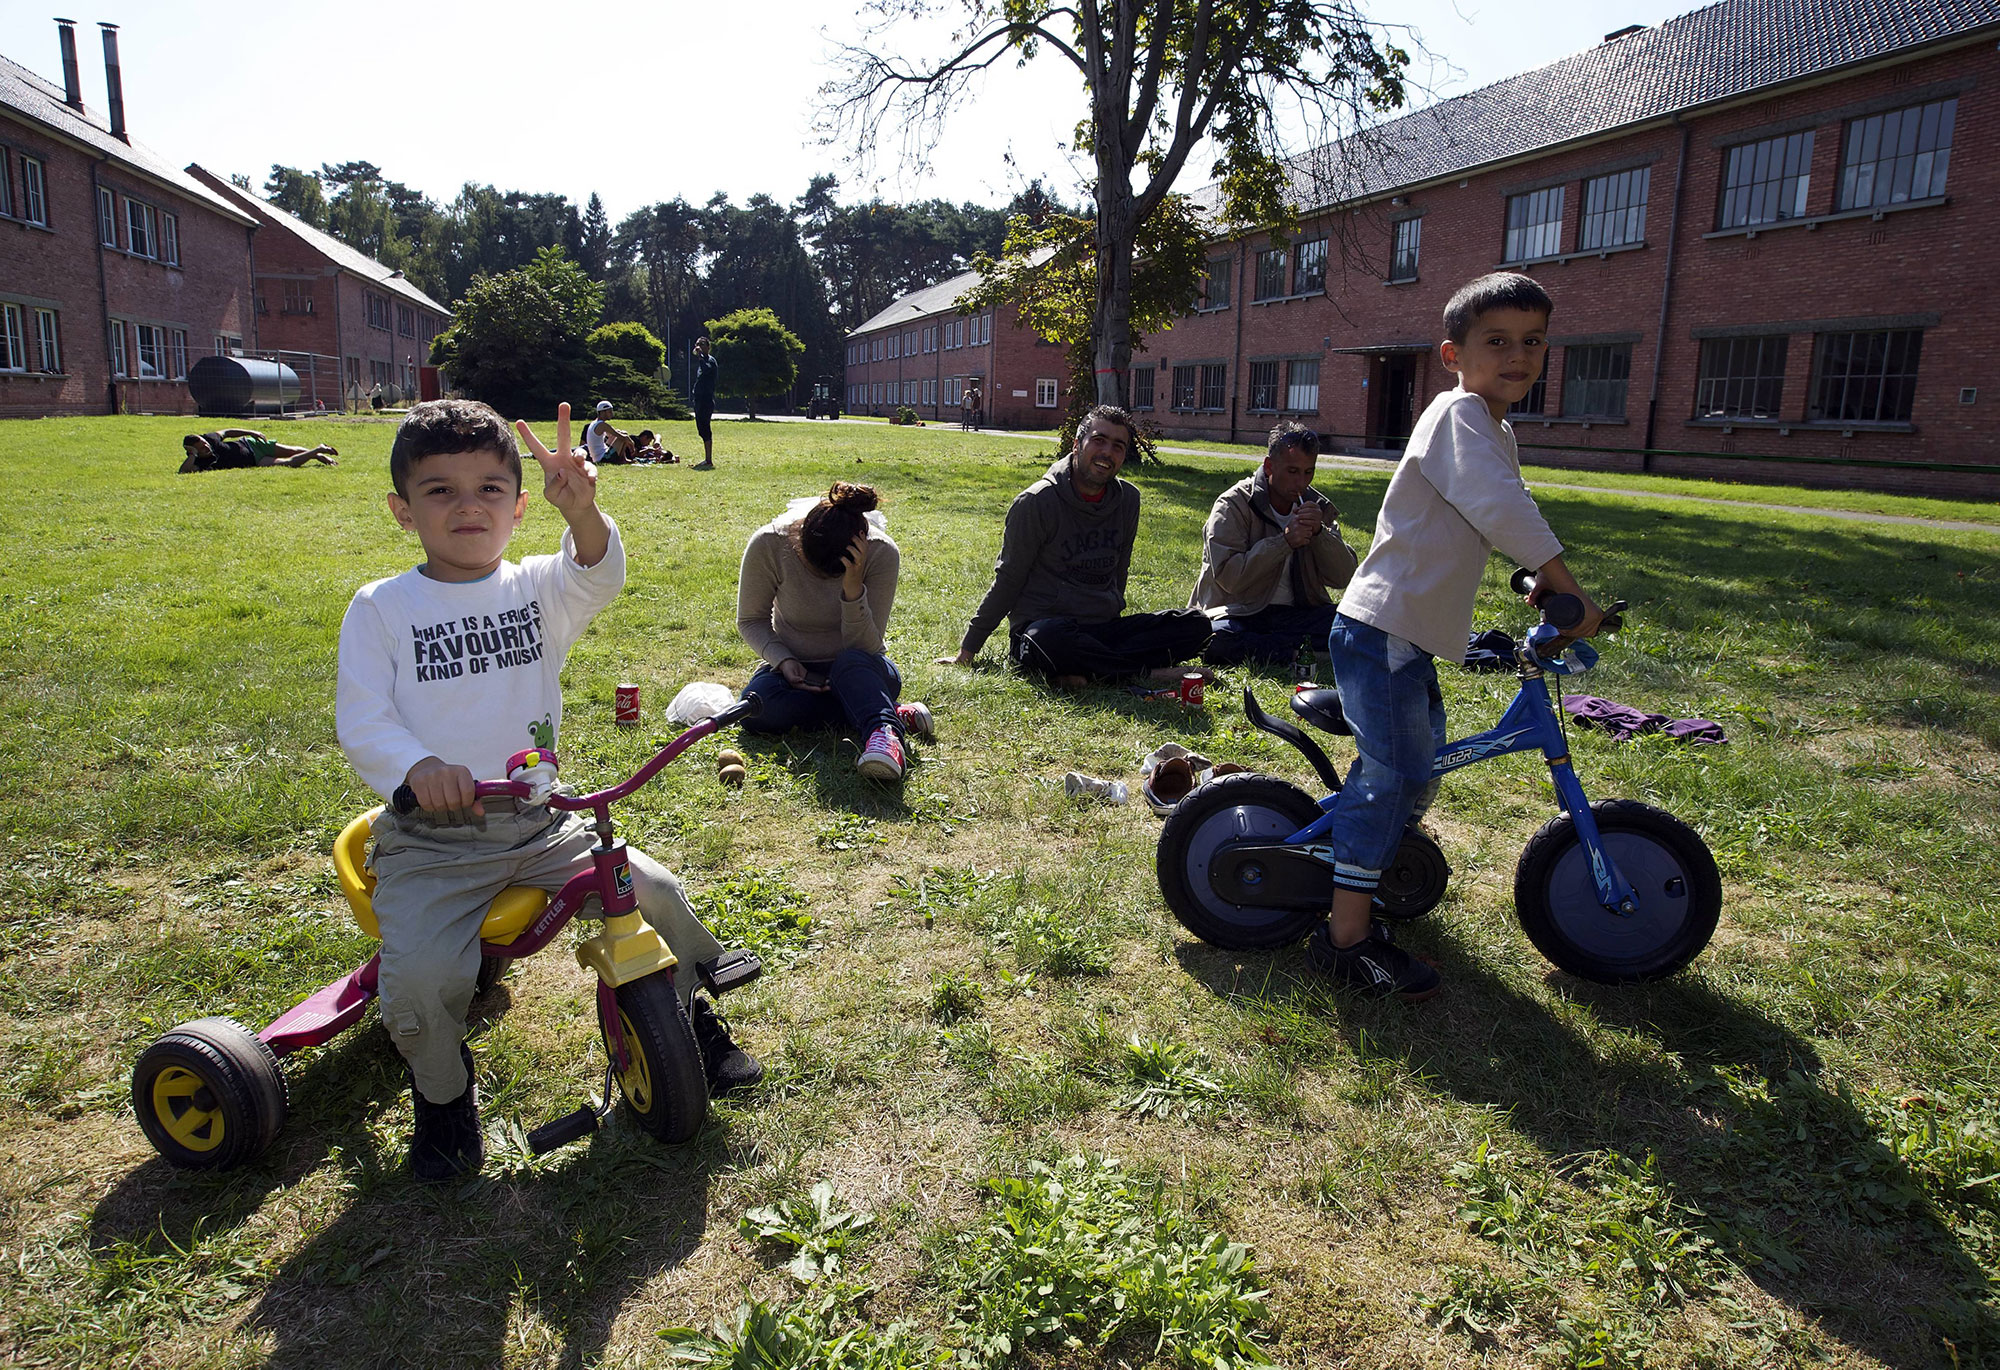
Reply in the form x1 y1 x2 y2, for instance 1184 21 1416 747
1157 574 1721 983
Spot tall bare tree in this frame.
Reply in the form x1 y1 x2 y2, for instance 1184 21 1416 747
823 1 1409 406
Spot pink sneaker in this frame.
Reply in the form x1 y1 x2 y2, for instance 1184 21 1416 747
857 726 906 782
894 701 935 741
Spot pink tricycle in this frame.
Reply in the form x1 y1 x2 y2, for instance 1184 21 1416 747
131 697 763 1170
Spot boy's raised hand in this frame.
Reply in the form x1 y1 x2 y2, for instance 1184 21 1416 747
515 403 598 518
515 402 612 568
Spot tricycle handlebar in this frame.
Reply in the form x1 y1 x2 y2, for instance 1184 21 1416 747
389 694 761 817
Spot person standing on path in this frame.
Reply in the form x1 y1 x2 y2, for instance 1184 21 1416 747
689 337 718 470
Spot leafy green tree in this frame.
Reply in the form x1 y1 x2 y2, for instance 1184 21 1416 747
432 246 601 418
587 322 666 374
263 165 328 229
825 1 1409 406
705 307 804 419
965 197 1208 461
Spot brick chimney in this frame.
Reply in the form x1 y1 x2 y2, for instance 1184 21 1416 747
55 19 84 111
99 22 125 142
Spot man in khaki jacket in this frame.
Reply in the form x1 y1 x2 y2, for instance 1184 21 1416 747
1189 422 1358 665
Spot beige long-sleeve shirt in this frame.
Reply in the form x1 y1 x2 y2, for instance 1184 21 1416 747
1338 388 1563 663
1188 470 1358 619
736 519 900 667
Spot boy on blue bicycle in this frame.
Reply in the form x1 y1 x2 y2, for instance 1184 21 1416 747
1315 273 1607 999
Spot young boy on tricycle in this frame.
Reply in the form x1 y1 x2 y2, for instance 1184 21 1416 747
336 399 759 1181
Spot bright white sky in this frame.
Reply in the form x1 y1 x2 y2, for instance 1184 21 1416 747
0 0 1701 222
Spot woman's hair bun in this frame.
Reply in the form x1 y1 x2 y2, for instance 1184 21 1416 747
826 481 879 513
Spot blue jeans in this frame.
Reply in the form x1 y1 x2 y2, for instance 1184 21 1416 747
1201 602 1339 666
1318 614 1446 892
740 648 902 738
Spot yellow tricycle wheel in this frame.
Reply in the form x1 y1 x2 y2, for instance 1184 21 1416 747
132 1017 288 1170
601 972 707 1144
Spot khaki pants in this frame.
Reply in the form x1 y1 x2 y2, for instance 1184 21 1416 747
368 803 726 1104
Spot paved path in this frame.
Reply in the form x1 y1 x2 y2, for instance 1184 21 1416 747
757 414 2000 535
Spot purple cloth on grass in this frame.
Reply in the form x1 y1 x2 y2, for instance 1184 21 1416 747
1561 694 1727 744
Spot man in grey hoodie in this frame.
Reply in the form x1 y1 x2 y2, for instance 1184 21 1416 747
936 405 1212 685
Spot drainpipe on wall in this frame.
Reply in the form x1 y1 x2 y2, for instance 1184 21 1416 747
1230 244 1248 445
331 267 346 409
1641 116 1692 468
89 156 115 414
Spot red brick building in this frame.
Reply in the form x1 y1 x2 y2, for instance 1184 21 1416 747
0 21 256 418
188 168 452 406
1134 0 2000 497
843 268 1070 430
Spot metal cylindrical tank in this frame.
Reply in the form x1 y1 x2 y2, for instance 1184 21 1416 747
188 356 301 417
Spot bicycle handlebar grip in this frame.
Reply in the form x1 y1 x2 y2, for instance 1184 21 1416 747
391 784 418 815
1541 593 1584 631
1510 566 1538 596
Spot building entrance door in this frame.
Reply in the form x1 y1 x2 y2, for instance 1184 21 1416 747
1376 354 1417 450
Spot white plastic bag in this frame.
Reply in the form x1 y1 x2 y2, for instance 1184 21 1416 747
666 681 738 725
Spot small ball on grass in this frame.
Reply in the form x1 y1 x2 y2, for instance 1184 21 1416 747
718 763 747 788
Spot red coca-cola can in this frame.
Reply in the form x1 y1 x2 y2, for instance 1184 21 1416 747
614 683 641 726
1178 671 1206 706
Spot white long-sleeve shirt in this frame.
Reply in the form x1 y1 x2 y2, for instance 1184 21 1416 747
336 521 625 800
1339 388 1563 662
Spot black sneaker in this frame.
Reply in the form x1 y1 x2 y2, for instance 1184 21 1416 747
691 996 764 1093
410 1043 484 1181
1306 924 1441 1001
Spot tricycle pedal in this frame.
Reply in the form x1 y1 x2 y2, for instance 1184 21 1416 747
527 1104 600 1155
697 949 762 996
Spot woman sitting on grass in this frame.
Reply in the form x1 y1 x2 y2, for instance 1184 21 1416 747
735 482 933 783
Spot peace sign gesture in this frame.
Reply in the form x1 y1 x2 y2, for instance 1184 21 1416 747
515 402 612 568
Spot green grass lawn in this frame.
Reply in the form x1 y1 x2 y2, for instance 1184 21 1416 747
1 413 1996 1369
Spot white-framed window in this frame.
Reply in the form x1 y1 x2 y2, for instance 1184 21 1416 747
945 377 961 406
35 308 61 372
97 186 115 245
1390 217 1421 282
1580 168 1649 250
215 332 243 356
1503 186 1563 262
1034 377 1059 408
170 327 188 380
135 323 164 378
889 334 899 359
107 320 128 377
923 378 936 405
0 149 12 218
126 199 155 258
160 211 180 265
1286 359 1321 413
0 304 25 371
1719 131 1813 229
21 155 46 226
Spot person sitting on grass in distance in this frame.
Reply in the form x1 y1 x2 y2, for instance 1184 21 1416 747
735 482 934 783
336 398 761 1183
936 404 1212 687
1189 421 1358 667
180 428 339 472
582 400 636 465
1310 271 1607 1002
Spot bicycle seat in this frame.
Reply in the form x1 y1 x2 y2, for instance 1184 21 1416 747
1289 687 1352 735
333 807 548 944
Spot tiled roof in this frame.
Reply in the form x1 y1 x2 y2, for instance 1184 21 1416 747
1239 0 2000 211
0 51 252 223
195 170 452 316
850 267 983 336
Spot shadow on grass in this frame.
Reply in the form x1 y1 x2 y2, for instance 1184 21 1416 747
734 730 914 820
92 1017 721 1369
1172 931 1998 1367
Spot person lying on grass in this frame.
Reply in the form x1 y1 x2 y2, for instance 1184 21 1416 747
334 398 760 1183
179 429 338 472
735 481 934 784
1308 271 1608 1003
935 403 1212 687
